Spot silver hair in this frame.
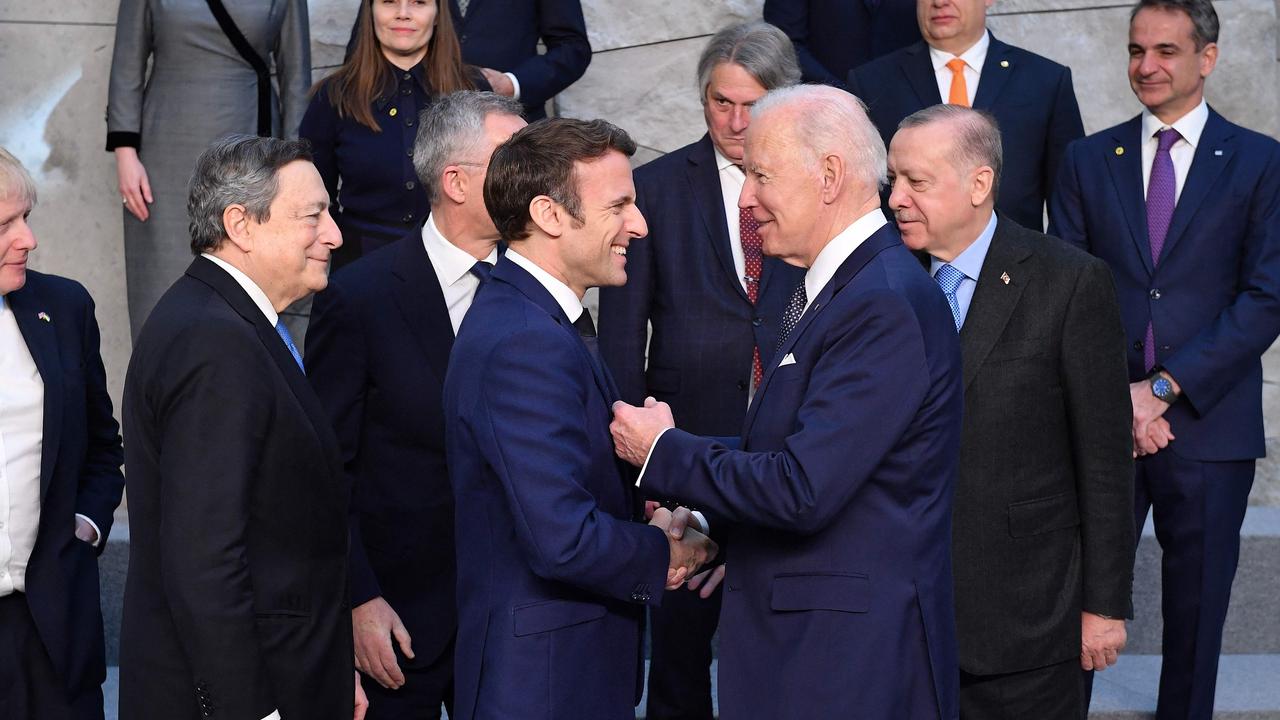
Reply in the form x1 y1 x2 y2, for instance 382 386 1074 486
898 104 1003 199
413 91 525 204
751 85 888 189
696 21 802 103
0 146 37 206
186 134 313 255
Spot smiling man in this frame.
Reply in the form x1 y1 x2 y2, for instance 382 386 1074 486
1049 1 1280 717
119 135 364 720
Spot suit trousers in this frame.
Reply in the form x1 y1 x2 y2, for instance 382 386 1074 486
0 593 104 720
645 584 723 720
1135 451 1254 720
959 656 1084 720
362 637 454 720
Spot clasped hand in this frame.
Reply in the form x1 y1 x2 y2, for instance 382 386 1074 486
649 506 718 590
611 397 676 467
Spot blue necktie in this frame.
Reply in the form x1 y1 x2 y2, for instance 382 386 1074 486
469 261 493 283
934 263 966 332
275 320 305 373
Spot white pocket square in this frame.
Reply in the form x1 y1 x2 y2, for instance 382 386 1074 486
778 353 797 367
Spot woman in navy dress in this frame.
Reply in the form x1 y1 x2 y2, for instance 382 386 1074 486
301 0 484 269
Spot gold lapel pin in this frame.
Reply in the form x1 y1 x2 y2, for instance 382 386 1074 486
1115 147 1125 156
1000 60 1009 68
37 311 51 322
1000 272 1011 285
389 108 398 117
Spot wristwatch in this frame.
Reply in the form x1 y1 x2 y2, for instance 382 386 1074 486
1150 372 1177 403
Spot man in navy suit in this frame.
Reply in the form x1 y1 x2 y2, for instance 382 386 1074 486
597 22 804 720
1049 1 1280 717
764 0 921 85
306 92 526 720
443 118 718 720
612 85 963 720
847 0 1083 230
0 147 125 720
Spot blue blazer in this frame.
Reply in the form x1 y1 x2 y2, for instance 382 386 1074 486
1049 109 1280 461
640 225 962 719
4 271 124 698
847 35 1083 231
764 0 921 86
305 233 459 670
443 258 670 720
598 135 804 436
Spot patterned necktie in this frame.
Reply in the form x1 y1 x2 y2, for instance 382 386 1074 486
275 320 305 373
1144 127 1181 370
946 58 969 107
777 282 807 349
740 206 765 388
934 263 966 333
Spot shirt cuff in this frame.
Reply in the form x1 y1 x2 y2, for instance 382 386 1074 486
635 426 675 488
75 513 102 547
504 72 522 101
262 711 281 720
690 511 710 535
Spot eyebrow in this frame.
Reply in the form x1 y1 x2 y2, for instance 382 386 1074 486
606 194 634 208
296 201 328 216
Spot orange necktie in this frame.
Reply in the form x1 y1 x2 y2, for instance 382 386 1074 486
946 58 969 106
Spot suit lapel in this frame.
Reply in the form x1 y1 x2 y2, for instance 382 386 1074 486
186 258 342 476
687 136 746 302
1160 109 1233 263
972 35 1013 109
389 237 454 384
901 42 943 107
959 218 1033 389
7 286 62 500
1103 117 1154 276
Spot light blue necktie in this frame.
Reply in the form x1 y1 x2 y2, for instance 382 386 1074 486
275 321 305 373
934 263 966 332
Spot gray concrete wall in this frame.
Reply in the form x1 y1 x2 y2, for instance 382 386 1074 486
2 0 1278 501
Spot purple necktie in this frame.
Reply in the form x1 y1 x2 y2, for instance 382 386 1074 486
1144 127 1180 371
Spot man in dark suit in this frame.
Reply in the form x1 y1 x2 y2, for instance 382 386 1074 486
119 135 365 720
847 0 1083 231
0 148 125 720
305 91 526 720
611 85 962 720
347 0 591 121
1049 1 1280 716
597 22 804 720
888 105 1134 719
764 0 921 85
443 118 717 720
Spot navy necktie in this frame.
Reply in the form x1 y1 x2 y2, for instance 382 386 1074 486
777 282 807 348
275 320 305 373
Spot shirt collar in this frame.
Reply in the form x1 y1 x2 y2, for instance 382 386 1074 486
422 213 497 286
1141 99 1209 149
929 29 991 75
201 252 279 326
804 208 889 304
930 212 997 281
504 248 584 322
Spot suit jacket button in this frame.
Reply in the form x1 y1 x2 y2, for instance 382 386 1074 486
737 380 747 391
1149 288 1161 299
1133 341 1143 351
752 317 762 327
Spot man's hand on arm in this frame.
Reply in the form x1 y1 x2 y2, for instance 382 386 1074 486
1081 611 1127 671
610 397 676 467
351 596 414 690
480 67 516 97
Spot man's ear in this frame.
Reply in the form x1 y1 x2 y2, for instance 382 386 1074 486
440 167 467 205
970 166 995 208
222 204 253 253
528 195 564 238
820 153 845 204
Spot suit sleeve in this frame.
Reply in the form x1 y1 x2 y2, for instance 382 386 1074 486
1060 260 1135 618
73 289 125 551
274 0 313 138
474 327 669 604
298 85 341 207
507 0 592 109
764 0 842 86
1163 144 1280 415
305 282 382 607
152 324 280 719
598 190 655 406
105 0 152 150
642 290 932 535
1043 66 1085 230
1047 141 1089 252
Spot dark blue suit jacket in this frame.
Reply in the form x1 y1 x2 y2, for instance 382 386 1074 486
847 35 1083 231
764 0 921 86
1049 109 1280 461
305 233 459 669
4 271 124 697
598 135 804 436
443 258 669 720
640 225 962 719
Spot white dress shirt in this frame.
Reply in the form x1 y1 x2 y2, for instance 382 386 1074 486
505 249 585 322
929 30 990 106
0 293 44 597
802 208 889 313
1141 99 1209 203
714 148 751 294
422 214 499 334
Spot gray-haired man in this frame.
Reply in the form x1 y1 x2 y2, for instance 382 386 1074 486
304 91 526 720
597 21 805 720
